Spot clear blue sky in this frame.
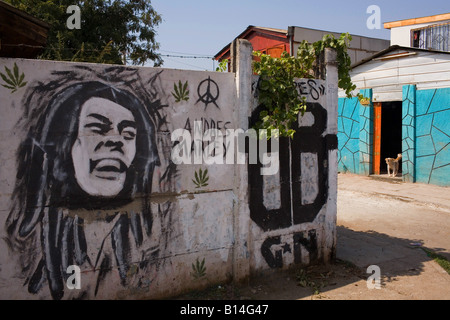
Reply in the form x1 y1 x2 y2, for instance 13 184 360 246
150 0 449 71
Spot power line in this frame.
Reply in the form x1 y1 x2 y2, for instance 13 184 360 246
159 49 213 57
159 54 214 59
3 44 216 59
163 56 211 71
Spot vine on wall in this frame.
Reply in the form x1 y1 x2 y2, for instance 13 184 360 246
252 33 364 138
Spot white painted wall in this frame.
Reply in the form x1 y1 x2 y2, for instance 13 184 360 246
0 43 339 299
339 49 450 101
390 20 450 47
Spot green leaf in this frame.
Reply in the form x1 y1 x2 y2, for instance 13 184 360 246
0 72 15 86
18 72 25 84
1 84 16 90
195 170 199 183
4 66 16 86
13 63 19 81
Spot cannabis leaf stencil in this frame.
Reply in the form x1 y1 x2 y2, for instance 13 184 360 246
172 80 189 102
191 257 206 279
1 63 27 93
193 168 209 188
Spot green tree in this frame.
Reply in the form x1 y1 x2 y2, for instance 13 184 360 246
5 0 163 66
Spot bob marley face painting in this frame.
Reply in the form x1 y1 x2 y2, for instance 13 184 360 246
5 66 177 300
72 97 138 197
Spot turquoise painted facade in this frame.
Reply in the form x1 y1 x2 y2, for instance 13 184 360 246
415 87 450 186
338 86 450 186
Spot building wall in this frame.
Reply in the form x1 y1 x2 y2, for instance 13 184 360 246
0 44 338 300
290 26 390 65
389 20 450 47
337 97 360 174
415 87 450 186
338 85 450 186
246 32 289 55
250 69 338 272
343 49 450 102
0 58 238 300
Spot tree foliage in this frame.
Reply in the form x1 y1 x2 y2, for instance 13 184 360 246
253 33 363 138
5 0 163 66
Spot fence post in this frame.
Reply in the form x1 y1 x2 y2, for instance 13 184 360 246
230 39 253 282
324 48 339 263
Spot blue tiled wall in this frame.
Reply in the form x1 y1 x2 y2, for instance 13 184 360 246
402 85 416 183
337 89 373 175
337 97 360 173
358 89 373 176
415 87 450 186
337 86 449 186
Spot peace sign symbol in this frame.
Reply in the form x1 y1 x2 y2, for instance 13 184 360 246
196 76 220 111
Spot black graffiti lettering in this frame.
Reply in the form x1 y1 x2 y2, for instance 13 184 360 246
293 230 318 265
261 236 283 269
184 118 192 132
183 117 231 135
308 80 319 101
261 230 318 269
294 80 326 101
319 84 326 96
249 102 338 232
188 140 228 158
297 81 309 96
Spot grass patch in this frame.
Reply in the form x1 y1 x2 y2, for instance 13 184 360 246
422 248 450 275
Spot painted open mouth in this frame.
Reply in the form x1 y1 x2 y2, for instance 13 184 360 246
90 158 127 180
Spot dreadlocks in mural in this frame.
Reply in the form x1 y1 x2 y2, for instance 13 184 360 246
5 65 178 299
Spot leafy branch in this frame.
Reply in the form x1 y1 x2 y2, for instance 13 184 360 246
253 33 365 139
0 63 27 93
192 168 209 188
253 51 309 139
216 59 228 72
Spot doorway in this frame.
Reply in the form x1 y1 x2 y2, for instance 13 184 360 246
373 101 403 175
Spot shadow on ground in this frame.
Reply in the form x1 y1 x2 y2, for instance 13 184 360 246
171 226 448 300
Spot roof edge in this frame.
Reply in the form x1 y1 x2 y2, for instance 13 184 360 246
0 0 50 29
351 45 450 69
214 25 287 60
384 13 450 29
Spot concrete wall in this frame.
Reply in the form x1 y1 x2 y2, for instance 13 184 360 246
248 49 338 272
0 41 338 299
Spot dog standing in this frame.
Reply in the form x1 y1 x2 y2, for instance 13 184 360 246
385 154 402 177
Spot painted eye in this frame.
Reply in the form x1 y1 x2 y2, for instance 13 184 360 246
85 123 110 135
122 128 136 140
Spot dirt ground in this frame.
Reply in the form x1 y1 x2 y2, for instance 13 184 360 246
173 173 450 301
173 258 369 300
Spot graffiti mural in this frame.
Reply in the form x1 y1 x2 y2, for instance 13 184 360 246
250 77 337 268
4 65 177 299
0 53 338 299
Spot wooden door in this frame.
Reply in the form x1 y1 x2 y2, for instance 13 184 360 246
373 103 382 175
